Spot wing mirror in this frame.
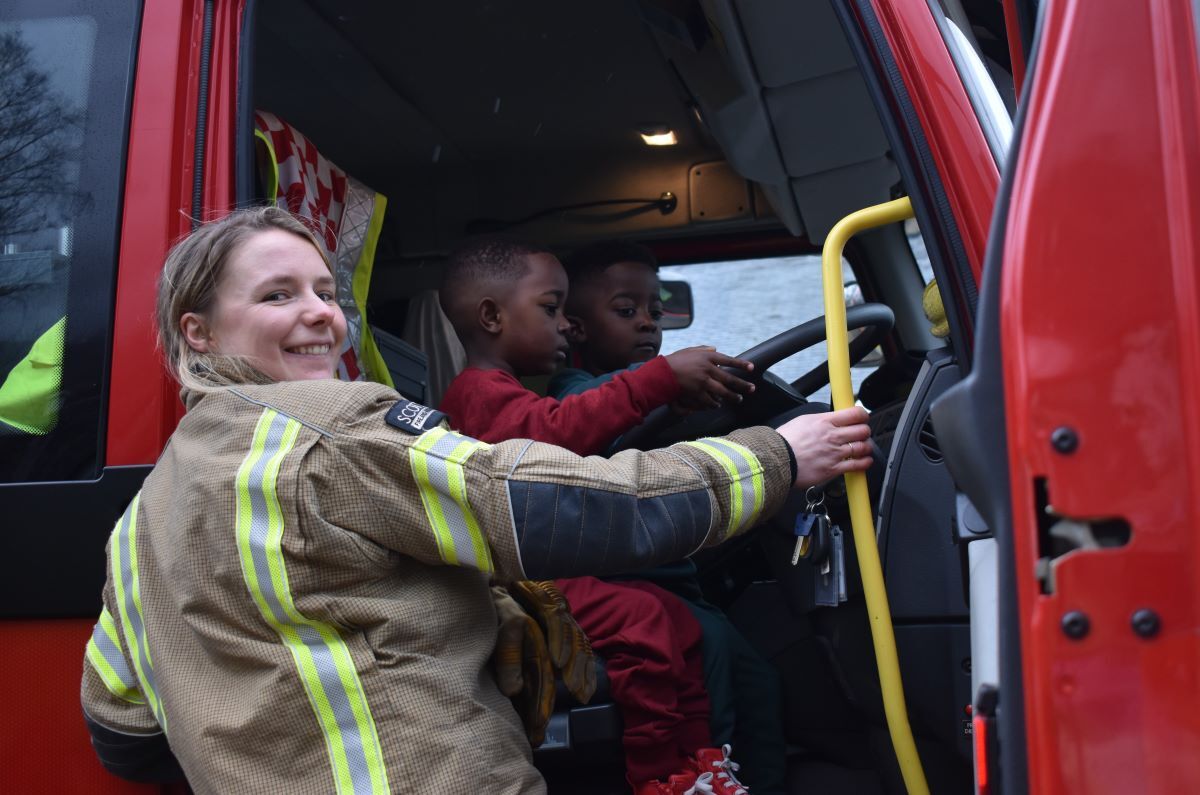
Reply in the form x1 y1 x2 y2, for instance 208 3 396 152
659 280 693 330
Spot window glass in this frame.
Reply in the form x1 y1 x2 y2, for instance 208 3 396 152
931 3 1014 166
947 18 1013 164
659 256 868 405
906 218 935 284
0 1 138 482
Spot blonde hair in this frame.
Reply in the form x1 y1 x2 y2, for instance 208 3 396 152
156 206 332 392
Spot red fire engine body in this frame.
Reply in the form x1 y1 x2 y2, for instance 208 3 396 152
1 1 1195 792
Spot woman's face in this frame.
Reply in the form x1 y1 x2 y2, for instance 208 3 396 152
182 228 347 382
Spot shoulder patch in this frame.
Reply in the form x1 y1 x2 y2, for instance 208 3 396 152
385 399 447 434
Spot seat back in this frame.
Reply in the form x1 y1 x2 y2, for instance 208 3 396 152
254 110 392 387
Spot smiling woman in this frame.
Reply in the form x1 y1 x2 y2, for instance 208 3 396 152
156 208 345 389
179 229 346 383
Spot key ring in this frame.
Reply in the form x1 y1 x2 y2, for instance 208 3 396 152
804 486 825 513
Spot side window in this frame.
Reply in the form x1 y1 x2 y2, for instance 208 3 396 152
659 256 864 405
930 1 1015 166
0 1 138 482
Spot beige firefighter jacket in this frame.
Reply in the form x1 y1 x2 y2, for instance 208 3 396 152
81 379 792 793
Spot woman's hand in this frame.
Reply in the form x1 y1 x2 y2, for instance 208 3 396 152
777 406 873 488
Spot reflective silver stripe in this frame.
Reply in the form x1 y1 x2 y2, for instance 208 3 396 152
111 493 165 729
86 608 144 704
243 412 295 629
236 409 389 793
686 438 765 536
695 438 757 531
410 428 493 572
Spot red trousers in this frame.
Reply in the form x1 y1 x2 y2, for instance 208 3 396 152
556 576 712 783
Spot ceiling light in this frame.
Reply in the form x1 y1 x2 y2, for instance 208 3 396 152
639 126 677 146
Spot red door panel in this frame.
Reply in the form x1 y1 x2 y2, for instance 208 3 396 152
107 0 207 467
1001 0 1200 792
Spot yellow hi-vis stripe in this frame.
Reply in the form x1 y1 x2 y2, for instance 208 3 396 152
110 493 166 730
235 408 390 794
683 438 766 537
409 426 494 573
85 606 146 704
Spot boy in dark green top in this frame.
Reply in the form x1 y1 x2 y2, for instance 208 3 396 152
549 240 787 795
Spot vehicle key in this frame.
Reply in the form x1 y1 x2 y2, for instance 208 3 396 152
812 512 831 573
813 510 838 607
791 512 817 565
791 487 824 566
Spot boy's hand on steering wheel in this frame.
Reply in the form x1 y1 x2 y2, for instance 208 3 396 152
665 346 755 412
777 406 874 487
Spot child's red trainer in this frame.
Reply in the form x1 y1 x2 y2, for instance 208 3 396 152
691 745 749 795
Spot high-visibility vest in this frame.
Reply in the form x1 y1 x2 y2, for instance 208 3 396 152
0 315 65 435
253 110 392 387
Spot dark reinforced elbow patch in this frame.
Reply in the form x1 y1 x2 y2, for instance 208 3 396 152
509 481 713 579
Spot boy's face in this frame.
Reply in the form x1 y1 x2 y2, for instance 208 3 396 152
495 253 571 376
568 261 663 374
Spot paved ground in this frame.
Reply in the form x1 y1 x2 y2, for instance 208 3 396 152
659 232 932 405
659 255 867 405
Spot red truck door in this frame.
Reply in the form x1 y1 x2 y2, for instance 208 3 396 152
937 0 1200 792
0 0 241 789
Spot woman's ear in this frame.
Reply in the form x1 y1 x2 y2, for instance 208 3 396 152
180 312 213 353
565 314 587 345
478 297 503 335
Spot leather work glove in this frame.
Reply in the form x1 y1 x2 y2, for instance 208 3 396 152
490 586 555 746
508 580 598 705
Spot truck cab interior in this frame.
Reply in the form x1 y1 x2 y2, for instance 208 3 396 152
242 0 1015 792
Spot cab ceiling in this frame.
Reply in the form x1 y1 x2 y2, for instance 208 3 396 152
251 0 895 256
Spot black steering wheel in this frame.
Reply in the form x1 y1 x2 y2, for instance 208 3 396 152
613 303 895 451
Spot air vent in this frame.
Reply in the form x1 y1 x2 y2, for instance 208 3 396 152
918 414 943 463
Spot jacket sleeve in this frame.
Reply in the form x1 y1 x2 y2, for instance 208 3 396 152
467 358 679 455
81 578 184 783
323 389 793 583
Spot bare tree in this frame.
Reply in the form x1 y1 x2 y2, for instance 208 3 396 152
0 30 83 240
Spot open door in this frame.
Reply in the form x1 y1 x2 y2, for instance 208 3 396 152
936 0 1200 792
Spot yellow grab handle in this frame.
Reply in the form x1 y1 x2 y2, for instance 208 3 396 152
822 196 930 795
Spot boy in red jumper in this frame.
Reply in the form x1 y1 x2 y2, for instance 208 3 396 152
438 238 756 795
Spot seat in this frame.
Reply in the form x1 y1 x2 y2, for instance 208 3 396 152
399 289 466 407
538 661 622 757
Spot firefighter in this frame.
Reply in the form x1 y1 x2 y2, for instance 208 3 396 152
80 207 873 793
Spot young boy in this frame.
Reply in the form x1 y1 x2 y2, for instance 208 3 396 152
549 240 787 795
438 237 757 795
